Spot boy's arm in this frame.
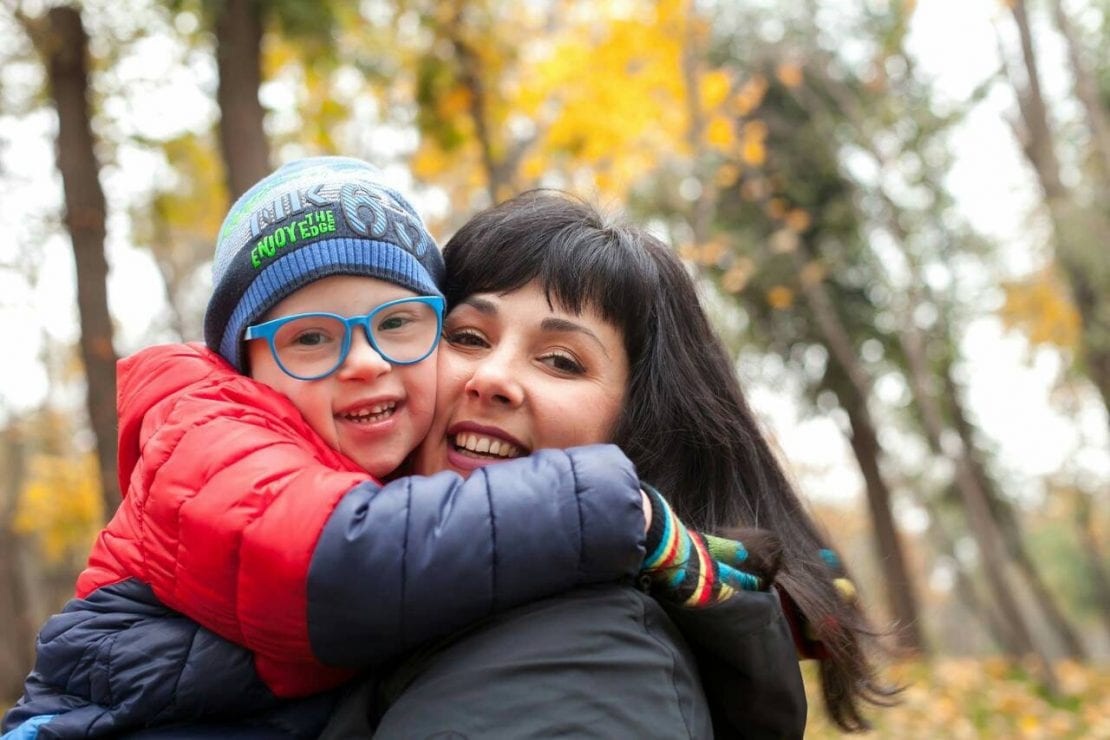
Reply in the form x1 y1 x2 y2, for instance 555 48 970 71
305 445 645 669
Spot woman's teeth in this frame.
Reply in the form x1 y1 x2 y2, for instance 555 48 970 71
454 432 521 459
342 402 395 423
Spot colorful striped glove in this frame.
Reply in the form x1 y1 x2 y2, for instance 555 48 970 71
640 486 775 607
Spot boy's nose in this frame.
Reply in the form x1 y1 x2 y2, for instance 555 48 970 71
336 331 391 380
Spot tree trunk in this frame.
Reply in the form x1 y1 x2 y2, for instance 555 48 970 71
942 367 1088 659
1075 493 1110 643
1048 0 1110 182
784 241 925 651
44 6 121 519
215 0 270 200
832 365 927 653
0 425 34 702
899 321 1059 693
921 496 1025 655
441 2 507 204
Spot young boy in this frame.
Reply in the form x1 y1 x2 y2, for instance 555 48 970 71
2 158 659 739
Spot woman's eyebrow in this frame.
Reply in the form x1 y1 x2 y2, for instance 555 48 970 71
540 317 611 359
460 296 498 314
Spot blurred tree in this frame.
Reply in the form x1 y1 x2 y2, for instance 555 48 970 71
0 419 34 702
212 0 271 197
1001 0 1110 642
12 5 121 518
1003 0 1110 426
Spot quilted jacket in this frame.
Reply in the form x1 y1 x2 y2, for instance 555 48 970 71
2 343 646 739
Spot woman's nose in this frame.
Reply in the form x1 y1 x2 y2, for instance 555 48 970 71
336 330 391 380
464 352 524 407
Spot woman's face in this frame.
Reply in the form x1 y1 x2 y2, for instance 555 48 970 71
412 280 630 478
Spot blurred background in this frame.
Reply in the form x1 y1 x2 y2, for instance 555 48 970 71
0 0 1108 735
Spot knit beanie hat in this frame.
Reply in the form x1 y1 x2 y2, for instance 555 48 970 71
204 156 446 372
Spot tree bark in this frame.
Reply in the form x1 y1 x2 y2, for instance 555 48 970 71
1047 0 1110 182
942 366 1088 659
1075 493 1110 643
899 319 1059 693
442 1 507 204
921 496 1025 655
44 6 121 518
831 363 927 653
215 0 271 200
0 425 34 702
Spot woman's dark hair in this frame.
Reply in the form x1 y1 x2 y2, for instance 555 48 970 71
442 190 895 731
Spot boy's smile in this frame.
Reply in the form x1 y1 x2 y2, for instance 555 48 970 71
247 274 438 479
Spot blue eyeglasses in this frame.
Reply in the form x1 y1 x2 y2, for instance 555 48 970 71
245 295 445 380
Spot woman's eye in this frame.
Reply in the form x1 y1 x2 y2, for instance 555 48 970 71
540 351 585 375
444 328 489 349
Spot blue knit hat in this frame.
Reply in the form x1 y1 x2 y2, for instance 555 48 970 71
204 156 445 372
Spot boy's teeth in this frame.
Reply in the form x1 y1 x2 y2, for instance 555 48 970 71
343 402 396 422
455 432 520 459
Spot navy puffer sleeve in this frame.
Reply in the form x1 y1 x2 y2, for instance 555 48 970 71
307 445 644 667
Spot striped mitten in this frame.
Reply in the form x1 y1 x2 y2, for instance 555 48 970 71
641 486 771 607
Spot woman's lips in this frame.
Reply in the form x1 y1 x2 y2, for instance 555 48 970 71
445 422 528 472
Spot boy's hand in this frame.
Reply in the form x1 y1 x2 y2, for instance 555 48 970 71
640 486 776 607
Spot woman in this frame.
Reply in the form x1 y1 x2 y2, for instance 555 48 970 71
324 191 889 737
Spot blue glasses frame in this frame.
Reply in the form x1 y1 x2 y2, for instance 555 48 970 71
244 295 445 380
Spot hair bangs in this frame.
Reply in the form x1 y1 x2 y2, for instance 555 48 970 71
443 192 659 360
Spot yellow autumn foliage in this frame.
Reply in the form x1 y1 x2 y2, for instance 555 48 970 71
14 453 103 566
999 267 1082 350
767 284 795 309
804 658 1110 738
776 62 804 89
740 120 769 166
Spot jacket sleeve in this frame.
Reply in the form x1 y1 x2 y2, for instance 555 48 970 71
663 592 808 740
305 445 646 668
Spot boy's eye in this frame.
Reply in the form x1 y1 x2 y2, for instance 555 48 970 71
292 329 336 347
377 314 413 332
539 351 585 375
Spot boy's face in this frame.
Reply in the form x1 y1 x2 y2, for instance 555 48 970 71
248 274 438 479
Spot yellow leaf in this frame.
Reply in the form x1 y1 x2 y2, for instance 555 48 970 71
733 75 768 117
722 257 755 293
700 69 732 110
776 62 804 89
713 163 741 187
705 114 736 151
786 207 811 232
740 120 768 166
767 285 795 309
800 260 826 286
999 267 1081 350
699 238 728 266
412 144 451 180
438 86 473 119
